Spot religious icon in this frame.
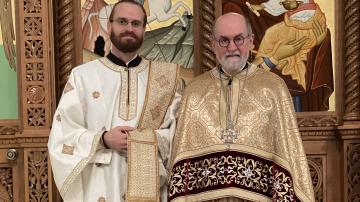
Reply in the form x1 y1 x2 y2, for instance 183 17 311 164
81 0 194 68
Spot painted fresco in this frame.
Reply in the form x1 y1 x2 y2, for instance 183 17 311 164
0 0 18 119
81 0 193 68
223 0 335 111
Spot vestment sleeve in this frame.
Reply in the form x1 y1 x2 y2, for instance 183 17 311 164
274 79 315 201
47 70 106 201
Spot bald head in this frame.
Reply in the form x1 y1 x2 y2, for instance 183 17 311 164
213 13 252 37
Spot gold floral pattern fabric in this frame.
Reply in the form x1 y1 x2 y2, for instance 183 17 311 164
169 65 314 202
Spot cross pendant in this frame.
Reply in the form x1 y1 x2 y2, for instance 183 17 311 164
220 122 239 144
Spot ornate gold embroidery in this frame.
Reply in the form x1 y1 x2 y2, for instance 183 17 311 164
56 114 61 122
150 106 161 120
62 144 74 155
127 129 159 201
156 75 170 88
169 152 297 201
60 131 103 196
99 57 148 121
98 196 106 202
92 91 100 99
63 82 74 94
138 62 179 129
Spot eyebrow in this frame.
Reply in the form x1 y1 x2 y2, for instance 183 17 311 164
217 34 246 39
115 17 142 21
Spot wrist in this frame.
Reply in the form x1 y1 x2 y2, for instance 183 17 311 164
262 57 277 69
102 131 110 149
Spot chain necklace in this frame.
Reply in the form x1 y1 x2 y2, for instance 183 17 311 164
218 64 249 149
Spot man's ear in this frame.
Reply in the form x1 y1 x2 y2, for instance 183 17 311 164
107 20 111 33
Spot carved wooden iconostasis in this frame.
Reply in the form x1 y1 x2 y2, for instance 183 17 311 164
0 0 358 201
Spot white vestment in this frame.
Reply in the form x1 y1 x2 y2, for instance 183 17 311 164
48 57 181 202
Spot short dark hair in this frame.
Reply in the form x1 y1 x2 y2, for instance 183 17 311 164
109 0 147 27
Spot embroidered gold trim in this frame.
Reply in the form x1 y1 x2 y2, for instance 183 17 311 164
138 62 179 129
99 57 147 120
63 82 74 94
62 144 74 155
127 129 159 202
60 131 103 196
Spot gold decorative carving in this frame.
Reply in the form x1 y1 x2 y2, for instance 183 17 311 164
27 86 45 104
339 129 360 136
26 63 44 81
199 0 216 73
17 137 49 144
27 108 46 126
25 40 44 58
300 130 336 138
297 114 338 127
24 17 42 36
57 0 76 92
28 151 48 201
0 168 13 201
347 143 360 201
0 127 18 136
343 0 360 121
308 157 324 202
24 0 41 13
63 82 74 94
0 120 19 135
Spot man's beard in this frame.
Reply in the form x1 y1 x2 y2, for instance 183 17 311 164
110 31 143 53
219 50 248 73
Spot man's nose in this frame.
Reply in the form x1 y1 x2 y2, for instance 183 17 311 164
125 23 134 31
226 40 238 51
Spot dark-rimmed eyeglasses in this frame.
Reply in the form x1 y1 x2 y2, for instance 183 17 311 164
110 17 143 28
213 34 252 48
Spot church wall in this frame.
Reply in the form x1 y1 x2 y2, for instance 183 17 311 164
0 46 18 119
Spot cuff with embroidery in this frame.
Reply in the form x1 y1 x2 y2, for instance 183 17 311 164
262 57 278 69
98 130 110 150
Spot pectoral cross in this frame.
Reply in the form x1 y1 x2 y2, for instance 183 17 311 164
220 121 239 149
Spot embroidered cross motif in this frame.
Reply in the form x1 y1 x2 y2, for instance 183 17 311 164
150 106 161 120
156 75 170 88
63 82 74 94
220 122 239 145
62 144 74 155
56 114 61 122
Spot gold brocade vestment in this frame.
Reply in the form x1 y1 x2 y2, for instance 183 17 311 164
169 64 315 202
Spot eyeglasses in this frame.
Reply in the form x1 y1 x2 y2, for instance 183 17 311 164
110 17 143 28
213 34 252 48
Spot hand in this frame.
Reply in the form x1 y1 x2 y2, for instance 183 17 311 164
103 126 135 151
246 2 263 16
273 36 308 61
250 4 265 11
312 20 327 45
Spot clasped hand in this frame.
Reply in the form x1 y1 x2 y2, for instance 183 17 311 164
103 126 135 151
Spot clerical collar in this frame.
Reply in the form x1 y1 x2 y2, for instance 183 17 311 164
106 52 142 68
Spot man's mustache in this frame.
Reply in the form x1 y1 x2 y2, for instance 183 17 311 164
225 51 241 58
119 31 138 39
